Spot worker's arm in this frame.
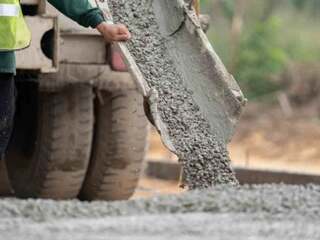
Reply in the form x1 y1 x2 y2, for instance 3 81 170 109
47 0 130 42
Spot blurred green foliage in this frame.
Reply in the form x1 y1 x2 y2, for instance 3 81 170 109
200 0 320 99
235 17 287 99
290 0 320 15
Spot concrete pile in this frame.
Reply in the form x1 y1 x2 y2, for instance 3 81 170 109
0 185 319 239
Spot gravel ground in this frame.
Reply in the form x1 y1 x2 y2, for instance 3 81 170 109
0 185 320 239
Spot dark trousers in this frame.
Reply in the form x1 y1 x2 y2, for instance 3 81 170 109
0 73 15 158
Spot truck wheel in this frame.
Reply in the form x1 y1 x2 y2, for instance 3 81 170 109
0 160 12 196
80 88 149 201
7 83 93 199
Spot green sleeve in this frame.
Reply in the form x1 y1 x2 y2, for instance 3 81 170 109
47 0 105 28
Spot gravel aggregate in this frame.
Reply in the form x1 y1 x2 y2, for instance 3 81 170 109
0 185 320 239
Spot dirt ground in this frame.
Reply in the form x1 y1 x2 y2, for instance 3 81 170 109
230 101 320 174
133 177 183 199
148 100 320 176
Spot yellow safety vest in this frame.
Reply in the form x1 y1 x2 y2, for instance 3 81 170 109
0 0 31 51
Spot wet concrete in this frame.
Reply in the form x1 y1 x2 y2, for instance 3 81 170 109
108 0 244 189
0 185 319 239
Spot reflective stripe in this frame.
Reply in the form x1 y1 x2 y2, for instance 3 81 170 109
0 4 19 17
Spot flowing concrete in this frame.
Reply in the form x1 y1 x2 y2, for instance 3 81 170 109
108 0 245 189
0 185 319 239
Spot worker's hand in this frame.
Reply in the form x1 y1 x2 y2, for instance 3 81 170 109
96 22 131 43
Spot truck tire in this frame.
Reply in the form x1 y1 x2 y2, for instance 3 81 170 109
0 160 12 196
80 88 149 201
6 83 93 199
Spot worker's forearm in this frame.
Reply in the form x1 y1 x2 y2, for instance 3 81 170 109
47 0 104 28
47 0 131 43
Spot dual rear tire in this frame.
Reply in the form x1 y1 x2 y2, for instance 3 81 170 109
2 82 148 200
80 89 149 200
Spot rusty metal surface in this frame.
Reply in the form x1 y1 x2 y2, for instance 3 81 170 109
235 168 320 185
145 160 320 185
